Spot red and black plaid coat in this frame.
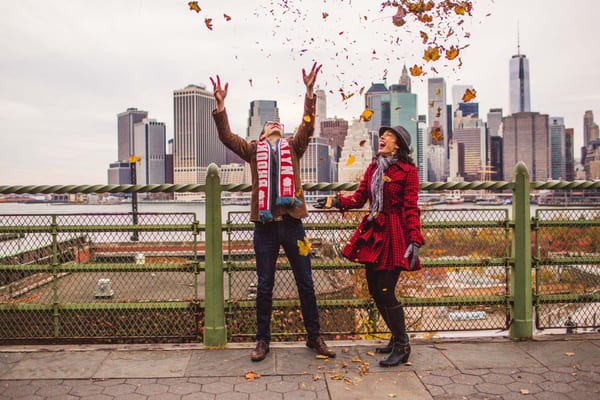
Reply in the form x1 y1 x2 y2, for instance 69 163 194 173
339 160 425 271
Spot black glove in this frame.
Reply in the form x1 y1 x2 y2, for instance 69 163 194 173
404 242 420 270
313 196 340 209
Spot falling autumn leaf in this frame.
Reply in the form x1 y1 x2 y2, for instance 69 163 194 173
204 18 213 30
409 64 423 76
322 12 329 20
423 46 440 62
392 6 406 27
359 139 367 147
462 88 477 102
188 1 201 13
431 126 443 141
303 114 312 123
223 13 231 21
297 237 311 256
248 79 253 87
420 31 428 44
445 46 459 60
346 154 356 166
360 108 374 122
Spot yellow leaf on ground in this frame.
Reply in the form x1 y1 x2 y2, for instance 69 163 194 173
245 371 261 380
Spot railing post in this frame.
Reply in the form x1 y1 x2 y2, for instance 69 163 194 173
510 162 533 339
203 163 226 347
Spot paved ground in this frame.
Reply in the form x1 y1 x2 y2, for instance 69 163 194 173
0 334 599 400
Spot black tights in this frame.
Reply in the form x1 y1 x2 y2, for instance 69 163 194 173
365 266 401 308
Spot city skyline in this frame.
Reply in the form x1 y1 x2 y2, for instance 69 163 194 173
1 1 599 185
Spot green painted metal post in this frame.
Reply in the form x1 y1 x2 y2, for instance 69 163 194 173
510 162 533 339
204 163 227 347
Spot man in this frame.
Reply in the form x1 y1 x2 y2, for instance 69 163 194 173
210 62 335 362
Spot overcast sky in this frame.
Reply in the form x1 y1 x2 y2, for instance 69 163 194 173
1 0 599 185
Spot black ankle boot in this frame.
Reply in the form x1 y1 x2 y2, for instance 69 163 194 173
375 336 394 354
379 304 410 367
379 339 411 367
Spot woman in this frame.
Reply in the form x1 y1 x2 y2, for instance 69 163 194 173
314 125 425 367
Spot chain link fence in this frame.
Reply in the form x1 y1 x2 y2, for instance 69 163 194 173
224 207 511 342
533 208 600 332
0 212 202 343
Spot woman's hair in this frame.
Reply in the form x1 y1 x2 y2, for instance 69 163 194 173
397 145 415 166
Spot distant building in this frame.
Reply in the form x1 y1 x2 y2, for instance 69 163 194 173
549 117 566 180
133 119 166 185
246 100 279 140
453 111 485 181
338 120 372 184
315 87 327 137
427 77 449 179
502 112 550 181
118 108 148 162
489 136 503 181
107 161 131 185
301 137 333 200
509 53 531 114
565 128 574 181
321 118 348 162
173 84 225 200
365 82 390 133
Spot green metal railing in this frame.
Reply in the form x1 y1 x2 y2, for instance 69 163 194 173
0 162 599 345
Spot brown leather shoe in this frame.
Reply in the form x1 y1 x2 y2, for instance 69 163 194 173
306 336 336 358
251 340 269 362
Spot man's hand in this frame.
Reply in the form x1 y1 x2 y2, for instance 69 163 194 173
404 242 420 270
302 62 322 98
209 75 228 112
313 196 340 209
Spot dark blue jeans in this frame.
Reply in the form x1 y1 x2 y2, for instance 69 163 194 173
253 215 321 343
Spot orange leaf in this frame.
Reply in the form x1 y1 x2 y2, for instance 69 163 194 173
420 31 428 44
409 64 423 76
445 46 459 60
360 108 374 122
462 88 477 102
245 371 261 380
431 127 443 141
346 154 356 166
188 1 201 13
204 18 213 30
423 46 440 62
322 12 329 20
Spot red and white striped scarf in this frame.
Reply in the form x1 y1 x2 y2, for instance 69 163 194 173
256 138 299 222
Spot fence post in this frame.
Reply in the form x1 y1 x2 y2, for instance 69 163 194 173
510 162 533 339
204 163 226 347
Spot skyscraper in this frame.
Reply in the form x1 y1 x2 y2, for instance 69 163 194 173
427 77 448 180
389 83 417 154
338 120 372 183
452 110 485 182
502 112 550 181
549 117 566 180
509 52 531 114
246 100 279 140
364 83 390 133
315 87 327 138
117 108 148 162
133 118 166 185
173 84 225 195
